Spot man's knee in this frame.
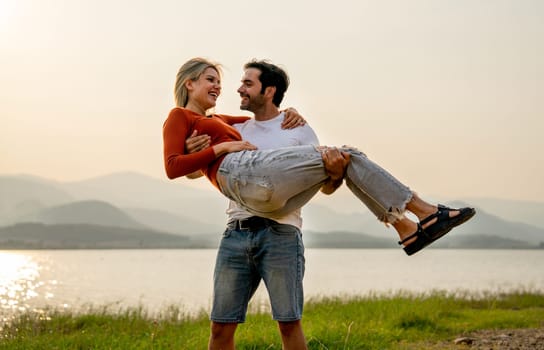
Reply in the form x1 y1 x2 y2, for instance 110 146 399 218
210 321 237 339
278 320 302 337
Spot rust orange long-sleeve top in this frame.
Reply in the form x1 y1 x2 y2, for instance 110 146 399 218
163 107 251 189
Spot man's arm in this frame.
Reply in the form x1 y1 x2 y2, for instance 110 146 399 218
320 147 350 195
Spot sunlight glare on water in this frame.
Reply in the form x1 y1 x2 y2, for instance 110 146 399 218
0 252 42 319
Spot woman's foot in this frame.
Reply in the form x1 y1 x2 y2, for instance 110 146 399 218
394 204 450 246
398 193 468 245
397 205 476 256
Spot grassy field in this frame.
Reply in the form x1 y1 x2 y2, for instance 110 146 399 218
1 291 543 349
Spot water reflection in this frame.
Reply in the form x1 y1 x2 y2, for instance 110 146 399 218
0 252 44 321
1 249 543 321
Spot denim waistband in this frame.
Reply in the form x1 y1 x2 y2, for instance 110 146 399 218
227 216 278 231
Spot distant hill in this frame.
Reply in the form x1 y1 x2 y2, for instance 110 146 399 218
16 200 146 229
304 231 541 250
0 222 217 249
0 175 74 225
1 172 544 249
304 231 394 248
0 174 227 234
62 171 228 223
304 200 544 245
436 200 544 244
433 234 537 249
0 222 539 250
457 197 544 230
124 207 221 235
303 203 372 233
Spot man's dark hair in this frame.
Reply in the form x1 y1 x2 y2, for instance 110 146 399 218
244 60 290 107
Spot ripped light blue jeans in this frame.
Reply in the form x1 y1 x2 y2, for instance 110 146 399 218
216 145 413 224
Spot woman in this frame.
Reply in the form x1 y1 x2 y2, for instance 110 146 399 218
163 57 475 255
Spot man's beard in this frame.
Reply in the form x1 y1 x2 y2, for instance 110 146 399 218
240 94 264 112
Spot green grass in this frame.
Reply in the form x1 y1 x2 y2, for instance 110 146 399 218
1 291 543 349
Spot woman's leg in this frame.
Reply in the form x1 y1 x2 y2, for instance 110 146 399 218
342 149 475 253
342 147 413 223
216 145 329 218
216 145 475 254
218 145 437 223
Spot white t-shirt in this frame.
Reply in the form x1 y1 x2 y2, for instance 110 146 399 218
226 111 320 229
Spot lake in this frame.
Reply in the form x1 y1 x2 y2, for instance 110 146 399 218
1 249 543 321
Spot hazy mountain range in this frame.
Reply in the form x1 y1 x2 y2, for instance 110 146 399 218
1 172 543 249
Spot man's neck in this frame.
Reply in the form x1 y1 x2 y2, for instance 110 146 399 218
252 105 281 122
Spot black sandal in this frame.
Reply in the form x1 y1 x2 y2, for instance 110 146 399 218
398 223 431 256
399 205 476 256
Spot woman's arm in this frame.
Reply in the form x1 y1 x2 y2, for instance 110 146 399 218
163 110 217 179
211 141 257 157
163 110 258 179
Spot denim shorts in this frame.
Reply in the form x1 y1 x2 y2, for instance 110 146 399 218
210 222 305 323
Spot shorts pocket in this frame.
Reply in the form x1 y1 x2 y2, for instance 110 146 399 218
222 228 233 238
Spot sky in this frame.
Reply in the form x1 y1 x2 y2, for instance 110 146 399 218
1 0 543 202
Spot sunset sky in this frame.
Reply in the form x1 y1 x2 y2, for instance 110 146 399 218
1 0 543 202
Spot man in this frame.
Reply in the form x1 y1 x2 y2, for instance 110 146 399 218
186 60 348 349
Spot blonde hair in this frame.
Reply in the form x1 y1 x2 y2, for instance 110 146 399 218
174 57 222 107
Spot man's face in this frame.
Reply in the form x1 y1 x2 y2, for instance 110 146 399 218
237 68 266 112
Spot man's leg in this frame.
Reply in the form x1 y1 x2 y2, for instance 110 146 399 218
278 320 307 350
209 227 259 349
256 223 307 348
208 322 238 350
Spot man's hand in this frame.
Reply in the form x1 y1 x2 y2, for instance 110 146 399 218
320 146 350 195
281 107 306 129
185 130 211 154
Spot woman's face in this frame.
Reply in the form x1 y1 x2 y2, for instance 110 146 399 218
187 67 222 110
